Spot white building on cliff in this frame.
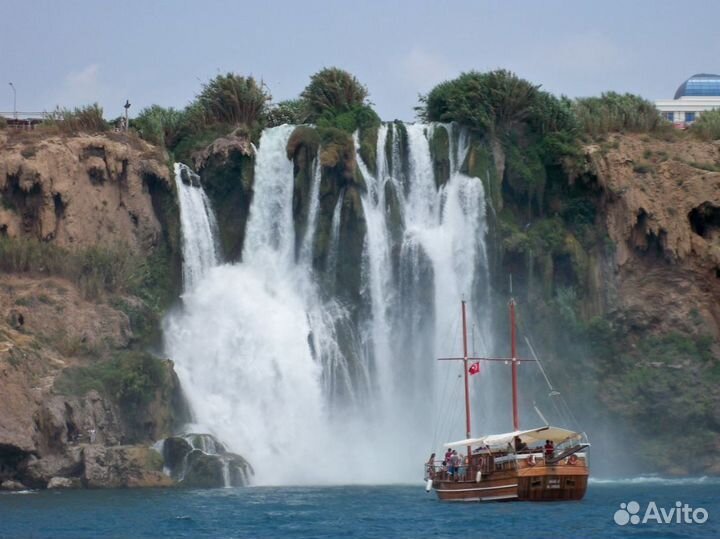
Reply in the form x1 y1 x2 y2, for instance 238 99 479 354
655 73 720 127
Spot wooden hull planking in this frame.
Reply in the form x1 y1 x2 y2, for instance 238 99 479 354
432 456 588 502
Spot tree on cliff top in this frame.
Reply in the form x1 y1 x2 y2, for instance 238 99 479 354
417 70 549 135
300 67 379 133
197 73 271 127
302 68 368 120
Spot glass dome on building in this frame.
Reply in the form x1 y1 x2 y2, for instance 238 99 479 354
674 74 720 99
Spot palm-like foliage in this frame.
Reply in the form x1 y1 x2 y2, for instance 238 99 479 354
197 73 271 127
417 70 540 134
301 68 369 121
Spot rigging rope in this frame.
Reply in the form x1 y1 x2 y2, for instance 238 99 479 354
430 310 461 451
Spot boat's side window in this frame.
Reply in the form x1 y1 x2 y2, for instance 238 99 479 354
565 479 576 487
531 479 542 488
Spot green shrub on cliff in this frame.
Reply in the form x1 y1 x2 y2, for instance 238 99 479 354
418 70 545 135
0 237 175 309
573 92 666 136
132 105 187 148
417 70 580 171
197 73 271 127
301 68 379 133
266 99 308 127
690 108 720 140
302 68 368 119
55 350 166 407
44 104 108 134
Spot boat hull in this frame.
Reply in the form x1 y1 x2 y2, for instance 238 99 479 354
432 455 588 502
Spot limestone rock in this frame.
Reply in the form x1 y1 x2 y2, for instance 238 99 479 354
47 476 78 489
589 134 720 337
0 132 171 252
82 445 173 488
157 433 253 487
0 479 27 491
161 436 192 479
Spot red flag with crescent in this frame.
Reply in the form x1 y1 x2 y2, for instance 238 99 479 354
468 362 480 375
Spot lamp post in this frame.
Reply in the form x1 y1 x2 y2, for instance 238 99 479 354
8 82 16 119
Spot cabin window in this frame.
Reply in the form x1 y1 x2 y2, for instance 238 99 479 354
565 479 576 487
531 479 542 488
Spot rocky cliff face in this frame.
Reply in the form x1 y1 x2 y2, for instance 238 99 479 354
2 125 718 484
496 132 720 475
0 131 170 251
591 134 720 338
0 131 185 489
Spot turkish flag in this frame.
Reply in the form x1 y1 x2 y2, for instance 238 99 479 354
468 362 480 375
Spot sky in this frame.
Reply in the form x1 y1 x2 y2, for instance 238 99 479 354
2 0 720 121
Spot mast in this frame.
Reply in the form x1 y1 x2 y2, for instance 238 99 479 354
461 300 472 459
510 297 520 431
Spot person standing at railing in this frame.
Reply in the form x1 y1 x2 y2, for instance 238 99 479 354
426 453 436 480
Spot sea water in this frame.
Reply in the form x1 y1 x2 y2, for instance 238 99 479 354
1 480 718 538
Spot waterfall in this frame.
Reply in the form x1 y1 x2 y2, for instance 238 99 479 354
165 122 494 485
173 163 220 291
165 126 355 485
326 188 344 291
299 151 322 265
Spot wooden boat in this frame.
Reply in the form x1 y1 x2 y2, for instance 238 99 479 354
425 299 590 502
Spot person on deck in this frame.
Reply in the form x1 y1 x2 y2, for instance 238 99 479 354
513 436 528 453
457 455 468 481
450 451 460 480
544 439 554 459
444 449 452 478
426 453 436 479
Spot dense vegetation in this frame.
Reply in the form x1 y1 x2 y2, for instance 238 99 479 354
572 92 668 137
129 68 380 163
690 108 720 140
40 104 110 134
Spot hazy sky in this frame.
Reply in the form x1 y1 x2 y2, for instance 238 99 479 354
2 0 719 121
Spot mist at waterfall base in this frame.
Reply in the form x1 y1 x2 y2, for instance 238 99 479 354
165 124 574 485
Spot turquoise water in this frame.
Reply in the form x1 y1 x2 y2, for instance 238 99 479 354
1 479 718 538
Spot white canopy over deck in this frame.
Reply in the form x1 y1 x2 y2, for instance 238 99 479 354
444 426 583 450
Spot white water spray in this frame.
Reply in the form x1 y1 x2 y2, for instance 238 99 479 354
166 123 494 485
173 163 219 291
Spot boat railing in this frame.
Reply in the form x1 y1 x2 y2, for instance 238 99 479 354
424 446 589 480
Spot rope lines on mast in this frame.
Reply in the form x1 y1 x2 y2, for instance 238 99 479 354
431 309 463 451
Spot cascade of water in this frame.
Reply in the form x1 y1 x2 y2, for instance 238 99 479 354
354 129 395 406
173 163 220 292
243 124 297 265
326 189 344 290
166 126 358 485
299 151 322 265
166 122 494 484
389 123 493 440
